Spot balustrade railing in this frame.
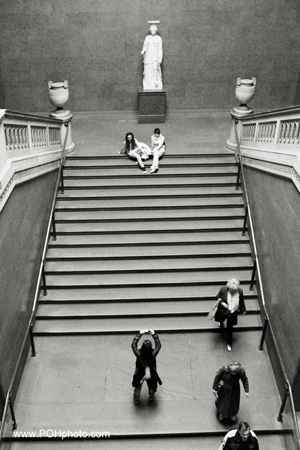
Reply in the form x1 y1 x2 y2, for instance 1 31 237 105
233 105 300 151
0 109 74 213
233 118 300 450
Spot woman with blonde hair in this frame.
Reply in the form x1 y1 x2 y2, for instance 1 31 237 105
215 278 246 351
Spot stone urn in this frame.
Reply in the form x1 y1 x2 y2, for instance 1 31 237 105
48 80 71 119
233 77 257 116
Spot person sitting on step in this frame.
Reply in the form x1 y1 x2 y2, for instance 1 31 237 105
149 128 166 174
117 132 151 173
131 329 162 403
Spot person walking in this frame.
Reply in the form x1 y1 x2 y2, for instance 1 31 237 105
131 329 162 403
218 421 259 449
149 128 166 174
215 278 246 351
117 132 151 173
212 361 249 422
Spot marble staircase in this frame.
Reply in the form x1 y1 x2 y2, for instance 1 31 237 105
11 152 286 450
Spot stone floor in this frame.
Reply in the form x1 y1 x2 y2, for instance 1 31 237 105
69 109 232 157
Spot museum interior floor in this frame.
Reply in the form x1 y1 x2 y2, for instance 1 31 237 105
11 110 287 450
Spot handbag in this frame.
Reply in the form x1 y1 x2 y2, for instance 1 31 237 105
207 299 221 320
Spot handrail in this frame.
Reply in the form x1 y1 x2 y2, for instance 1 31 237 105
236 104 300 121
234 119 300 448
0 122 70 445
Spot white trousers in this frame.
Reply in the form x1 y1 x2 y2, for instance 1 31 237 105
151 146 165 170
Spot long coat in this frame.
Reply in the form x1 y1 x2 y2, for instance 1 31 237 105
212 365 249 418
131 332 162 391
215 286 246 326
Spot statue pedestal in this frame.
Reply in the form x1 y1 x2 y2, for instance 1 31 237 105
138 89 166 124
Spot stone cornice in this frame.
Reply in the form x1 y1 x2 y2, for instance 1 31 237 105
0 158 60 212
241 154 300 193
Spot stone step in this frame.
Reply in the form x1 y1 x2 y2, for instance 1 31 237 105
42 268 254 288
46 242 251 258
52 218 245 233
9 434 287 450
39 283 257 302
64 165 237 177
65 154 236 167
62 175 238 187
33 312 262 335
55 195 244 209
56 186 241 199
37 298 260 317
44 256 253 272
53 206 245 221
48 230 249 246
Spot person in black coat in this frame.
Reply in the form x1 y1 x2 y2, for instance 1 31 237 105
212 361 249 421
131 329 162 404
215 278 246 351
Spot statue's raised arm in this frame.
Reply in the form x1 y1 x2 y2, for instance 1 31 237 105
141 21 163 90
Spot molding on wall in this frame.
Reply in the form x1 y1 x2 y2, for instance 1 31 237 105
226 136 300 193
0 159 60 213
242 154 300 194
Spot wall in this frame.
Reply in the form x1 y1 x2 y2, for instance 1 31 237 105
243 165 300 406
0 0 300 113
0 170 58 413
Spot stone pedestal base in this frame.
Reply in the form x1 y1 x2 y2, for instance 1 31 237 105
49 109 75 153
138 89 166 124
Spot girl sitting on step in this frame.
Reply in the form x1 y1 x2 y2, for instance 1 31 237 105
117 132 151 174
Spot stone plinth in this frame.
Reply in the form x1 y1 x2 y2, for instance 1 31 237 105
138 89 166 124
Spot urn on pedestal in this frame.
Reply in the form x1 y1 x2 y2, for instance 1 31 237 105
233 77 257 116
48 80 71 119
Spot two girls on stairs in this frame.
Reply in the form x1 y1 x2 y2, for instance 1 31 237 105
117 128 166 174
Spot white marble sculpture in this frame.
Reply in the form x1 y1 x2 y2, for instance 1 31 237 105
141 21 163 90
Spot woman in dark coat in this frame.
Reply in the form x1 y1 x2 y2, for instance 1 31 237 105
215 278 246 351
212 361 249 422
131 329 162 404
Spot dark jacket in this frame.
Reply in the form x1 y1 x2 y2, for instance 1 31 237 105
215 286 246 325
131 332 162 390
213 365 249 418
220 428 259 450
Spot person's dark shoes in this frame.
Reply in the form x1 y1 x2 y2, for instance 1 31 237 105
139 165 147 173
149 389 155 401
150 167 158 174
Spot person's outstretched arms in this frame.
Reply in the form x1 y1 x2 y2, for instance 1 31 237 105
149 329 161 356
131 330 147 356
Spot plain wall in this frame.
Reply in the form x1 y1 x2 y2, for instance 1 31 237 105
243 166 300 406
0 170 58 413
0 0 300 112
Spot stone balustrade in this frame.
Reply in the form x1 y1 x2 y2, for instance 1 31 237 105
226 105 300 193
0 109 75 212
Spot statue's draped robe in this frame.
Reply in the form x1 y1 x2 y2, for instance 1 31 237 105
142 34 163 90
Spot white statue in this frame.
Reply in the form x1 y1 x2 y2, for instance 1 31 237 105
141 21 163 90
